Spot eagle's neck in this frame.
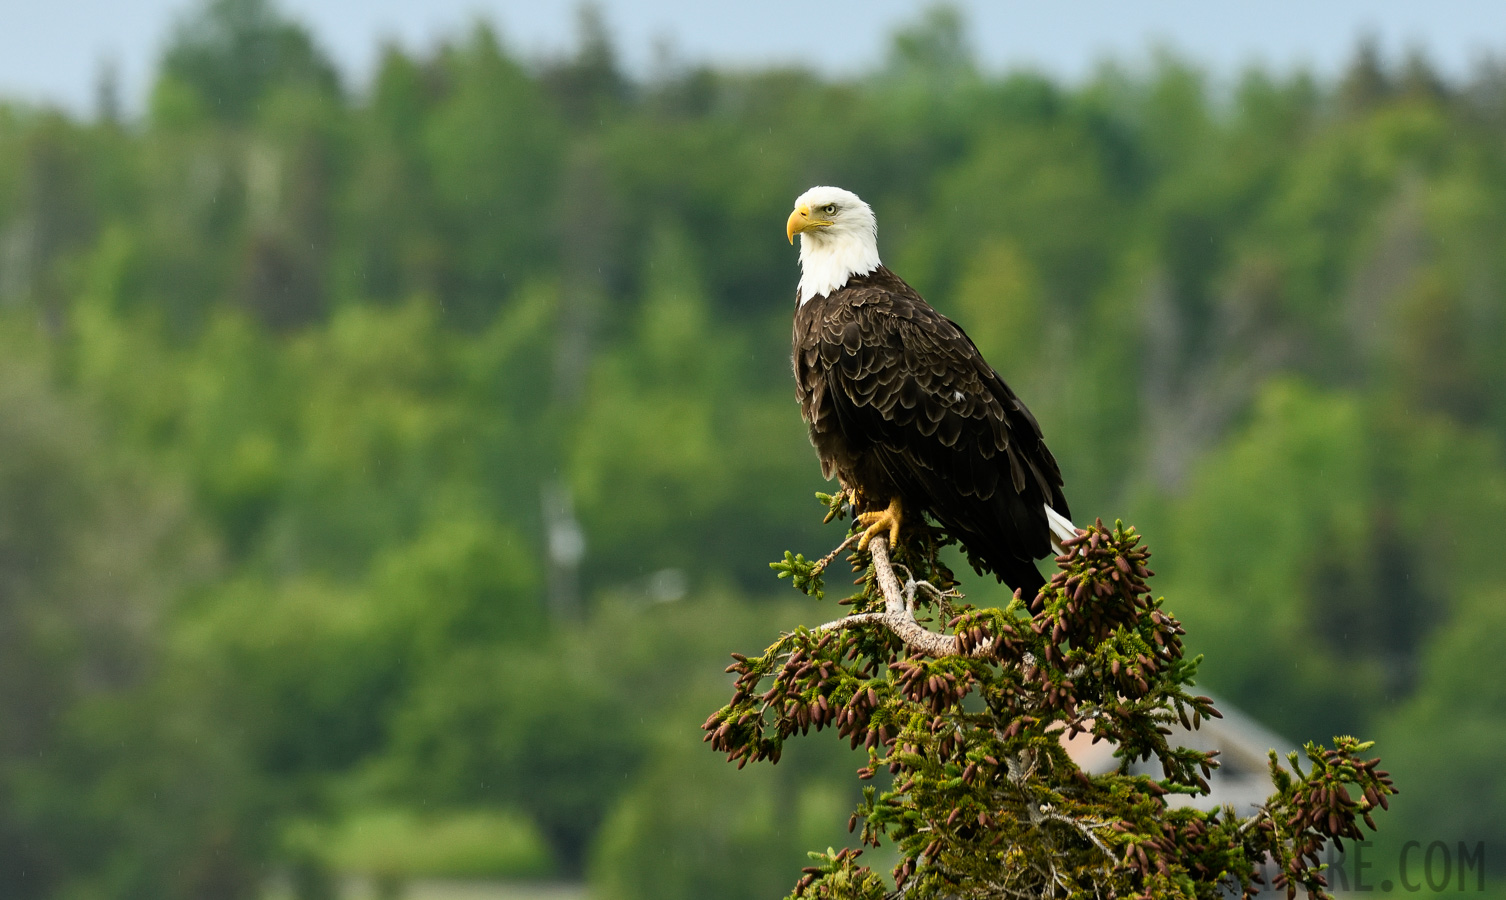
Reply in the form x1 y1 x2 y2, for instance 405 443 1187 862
798 231 881 304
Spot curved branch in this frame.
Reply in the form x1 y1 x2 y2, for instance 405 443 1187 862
813 536 993 659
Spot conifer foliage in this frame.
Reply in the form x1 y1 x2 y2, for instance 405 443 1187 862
704 501 1397 899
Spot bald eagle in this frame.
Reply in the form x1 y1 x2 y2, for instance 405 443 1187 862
786 186 1075 595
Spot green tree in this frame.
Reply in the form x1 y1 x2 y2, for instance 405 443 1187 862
707 510 1396 898
158 0 339 125
0 335 267 900
423 24 566 322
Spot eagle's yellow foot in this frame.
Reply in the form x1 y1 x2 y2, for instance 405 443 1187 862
856 496 905 551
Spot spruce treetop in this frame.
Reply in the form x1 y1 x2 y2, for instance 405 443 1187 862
705 499 1396 899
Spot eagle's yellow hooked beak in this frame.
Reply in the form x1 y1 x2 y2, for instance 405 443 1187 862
786 205 811 244
786 204 833 243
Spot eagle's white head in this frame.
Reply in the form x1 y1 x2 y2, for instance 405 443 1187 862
787 185 881 304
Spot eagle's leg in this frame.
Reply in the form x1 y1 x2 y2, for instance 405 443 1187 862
856 495 904 552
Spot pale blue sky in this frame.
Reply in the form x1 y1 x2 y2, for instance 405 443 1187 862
5 0 1506 116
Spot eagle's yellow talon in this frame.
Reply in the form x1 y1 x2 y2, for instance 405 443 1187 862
856 496 904 551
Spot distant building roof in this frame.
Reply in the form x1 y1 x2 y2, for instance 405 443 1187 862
1061 694 1297 816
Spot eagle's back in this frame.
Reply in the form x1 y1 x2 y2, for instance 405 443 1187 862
792 266 1067 591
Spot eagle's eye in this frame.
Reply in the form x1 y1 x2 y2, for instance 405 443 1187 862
822 203 837 216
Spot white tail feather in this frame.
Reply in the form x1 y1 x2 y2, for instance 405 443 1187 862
1044 504 1078 557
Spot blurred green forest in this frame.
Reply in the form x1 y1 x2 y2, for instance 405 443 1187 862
1 0 1505 896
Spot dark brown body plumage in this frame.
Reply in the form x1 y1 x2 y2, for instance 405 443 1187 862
792 266 1069 593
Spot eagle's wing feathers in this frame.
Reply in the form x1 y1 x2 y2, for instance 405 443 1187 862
799 267 1067 587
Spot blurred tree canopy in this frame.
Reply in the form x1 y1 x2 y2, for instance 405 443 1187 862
0 0 1504 896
